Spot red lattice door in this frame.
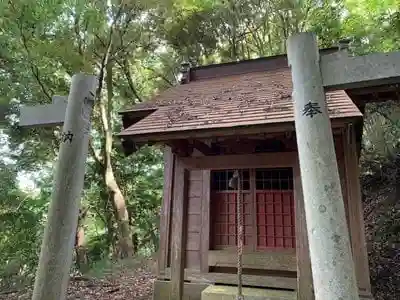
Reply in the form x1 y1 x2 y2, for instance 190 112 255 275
255 168 295 250
211 170 253 250
210 168 295 251
256 190 295 249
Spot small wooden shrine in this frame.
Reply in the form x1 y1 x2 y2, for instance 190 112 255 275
118 48 383 299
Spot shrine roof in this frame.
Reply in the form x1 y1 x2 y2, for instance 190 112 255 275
118 51 362 143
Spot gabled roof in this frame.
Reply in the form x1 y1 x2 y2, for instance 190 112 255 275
119 52 362 143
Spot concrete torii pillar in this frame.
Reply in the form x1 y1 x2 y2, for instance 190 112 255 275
287 32 400 300
19 74 98 300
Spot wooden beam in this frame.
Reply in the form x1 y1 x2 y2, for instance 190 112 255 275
343 124 373 298
200 170 211 273
161 268 297 290
294 164 314 300
346 83 400 96
119 118 355 143
158 147 175 275
208 250 297 272
214 132 284 141
182 152 297 170
192 140 214 156
339 133 352 245
211 137 289 154
170 158 188 300
168 140 193 157
349 92 400 106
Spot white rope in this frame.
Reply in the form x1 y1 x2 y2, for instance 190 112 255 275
230 170 244 300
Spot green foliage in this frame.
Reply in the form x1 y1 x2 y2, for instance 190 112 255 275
0 161 49 289
0 0 166 283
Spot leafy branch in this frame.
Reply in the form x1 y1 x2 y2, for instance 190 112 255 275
10 2 53 101
115 58 143 102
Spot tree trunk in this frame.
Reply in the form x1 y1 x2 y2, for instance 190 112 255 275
132 232 139 254
98 62 134 258
228 0 238 60
104 189 118 256
75 227 89 272
75 207 89 273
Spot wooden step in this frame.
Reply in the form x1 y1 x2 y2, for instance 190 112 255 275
201 285 297 300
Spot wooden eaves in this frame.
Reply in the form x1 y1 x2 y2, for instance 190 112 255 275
117 47 400 157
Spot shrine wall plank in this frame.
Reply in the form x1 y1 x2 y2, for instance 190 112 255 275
185 170 203 270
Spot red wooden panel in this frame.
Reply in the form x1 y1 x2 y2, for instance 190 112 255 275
258 236 266 247
284 226 292 237
275 215 283 226
284 238 293 248
258 214 265 225
256 190 296 250
284 215 292 226
267 226 274 235
210 168 295 250
266 202 274 213
211 191 253 249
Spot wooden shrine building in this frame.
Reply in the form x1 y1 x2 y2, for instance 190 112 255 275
118 48 386 300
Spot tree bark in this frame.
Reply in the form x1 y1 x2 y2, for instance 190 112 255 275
75 207 89 272
98 62 134 258
75 228 88 272
91 10 135 258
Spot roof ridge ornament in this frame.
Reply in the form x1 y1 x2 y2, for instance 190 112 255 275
180 62 191 84
338 38 352 52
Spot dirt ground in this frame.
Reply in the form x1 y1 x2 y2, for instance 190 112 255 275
0 266 156 300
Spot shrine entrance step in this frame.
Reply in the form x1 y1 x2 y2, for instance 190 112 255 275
201 285 296 300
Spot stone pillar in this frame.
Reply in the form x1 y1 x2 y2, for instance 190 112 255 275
32 74 97 300
287 32 360 300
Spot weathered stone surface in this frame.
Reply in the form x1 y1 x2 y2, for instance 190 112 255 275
153 280 210 300
321 50 400 90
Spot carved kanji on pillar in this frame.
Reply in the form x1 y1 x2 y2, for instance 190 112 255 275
287 32 400 300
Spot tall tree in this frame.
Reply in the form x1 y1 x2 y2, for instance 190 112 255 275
0 0 167 259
